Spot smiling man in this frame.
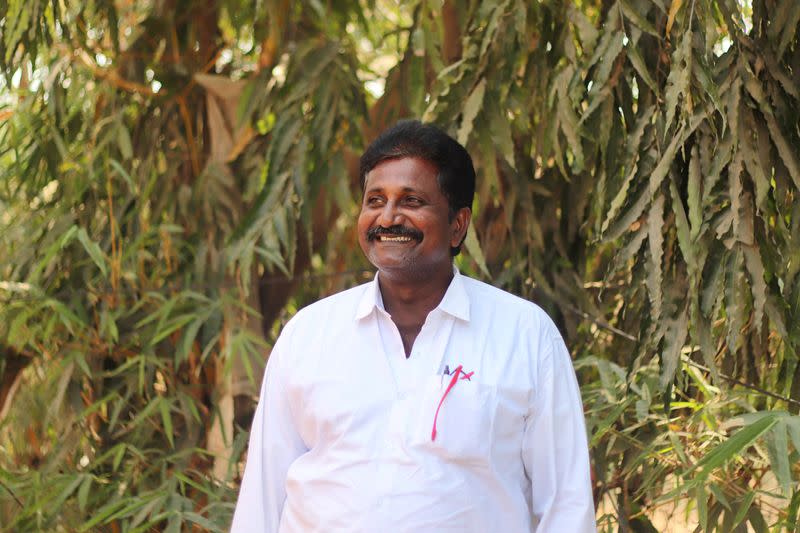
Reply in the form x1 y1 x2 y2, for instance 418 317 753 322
231 120 596 532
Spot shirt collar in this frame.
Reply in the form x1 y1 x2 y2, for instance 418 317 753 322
354 266 470 322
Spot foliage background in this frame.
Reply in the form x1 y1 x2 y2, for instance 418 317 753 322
1 0 799 530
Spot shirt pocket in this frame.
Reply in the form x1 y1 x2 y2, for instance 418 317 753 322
402 376 497 464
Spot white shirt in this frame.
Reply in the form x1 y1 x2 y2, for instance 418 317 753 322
232 269 596 532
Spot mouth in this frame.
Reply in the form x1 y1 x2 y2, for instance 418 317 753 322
376 235 414 243
367 225 422 244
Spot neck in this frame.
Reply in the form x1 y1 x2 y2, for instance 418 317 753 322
378 264 454 324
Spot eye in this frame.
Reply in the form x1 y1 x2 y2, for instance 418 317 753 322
365 195 384 206
404 196 423 206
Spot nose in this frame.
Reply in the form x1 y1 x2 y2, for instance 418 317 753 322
376 200 403 227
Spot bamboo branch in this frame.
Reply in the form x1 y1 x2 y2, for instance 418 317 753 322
75 49 156 96
0 477 23 508
177 95 201 176
564 303 800 408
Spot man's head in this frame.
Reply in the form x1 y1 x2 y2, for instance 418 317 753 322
357 120 475 281
359 120 476 255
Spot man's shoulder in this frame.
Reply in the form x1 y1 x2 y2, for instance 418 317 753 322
288 280 371 325
459 274 559 336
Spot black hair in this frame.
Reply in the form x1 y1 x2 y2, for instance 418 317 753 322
359 120 476 256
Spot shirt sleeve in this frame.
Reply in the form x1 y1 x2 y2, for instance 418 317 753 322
231 327 307 532
522 333 596 532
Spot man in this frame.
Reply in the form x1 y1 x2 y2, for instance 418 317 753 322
232 120 596 532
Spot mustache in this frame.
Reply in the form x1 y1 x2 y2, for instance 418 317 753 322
366 225 423 241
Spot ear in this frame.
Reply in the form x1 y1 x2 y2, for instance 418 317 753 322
450 207 472 248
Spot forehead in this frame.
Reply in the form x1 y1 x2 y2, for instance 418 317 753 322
363 157 440 190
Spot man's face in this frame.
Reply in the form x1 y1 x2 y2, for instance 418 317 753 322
357 157 470 280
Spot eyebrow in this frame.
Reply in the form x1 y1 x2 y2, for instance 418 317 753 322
364 186 424 195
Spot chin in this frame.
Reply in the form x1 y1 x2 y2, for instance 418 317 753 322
375 259 445 283
370 256 414 274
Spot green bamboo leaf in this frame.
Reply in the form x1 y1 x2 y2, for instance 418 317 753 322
159 398 175 448
668 430 689 465
463 221 490 277
761 50 800 99
765 420 792 493
585 13 619 70
620 0 658 37
117 122 133 160
601 163 638 237
130 495 166 529
765 296 790 341
108 158 136 192
709 483 731 510
693 60 724 126
104 497 155 525
7 306 34 348
787 417 800 456
3 0 31 63
728 149 743 242
283 43 338 105
763 111 800 192
152 314 195 345
787 492 800 533
745 76 800 190
582 31 624 123
746 506 769 532
175 472 216 496
74 351 92 377
695 484 708 532
659 307 688 389
743 245 766 333
702 134 733 206
663 31 691 135
601 104 653 236
128 397 162 432
176 314 205 364
488 98 516 169
605 184 650 241
610 223 647 276
649 125 684 196
76 227 108 277
687 144 702 240
100 308 119 343
567 3 598 49
740 108 771 209
590 398 634 447
77 475 92 511
179 391 203 424
512 0 526 43
183 512 218 530
725 251 744 351
48 123 72 161
267 115 303 186
693 413 777 475
670 178 696 272
647 193 665 322
283 198 298 274
730 490 757 531
52 474 85 512
690 300 720 384
457 79 487 146
773 1 800 58
626 39 658 94
79 499 129 532
46 298 83 335
273 204 290 251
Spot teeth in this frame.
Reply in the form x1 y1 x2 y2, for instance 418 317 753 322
379 236 412 242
